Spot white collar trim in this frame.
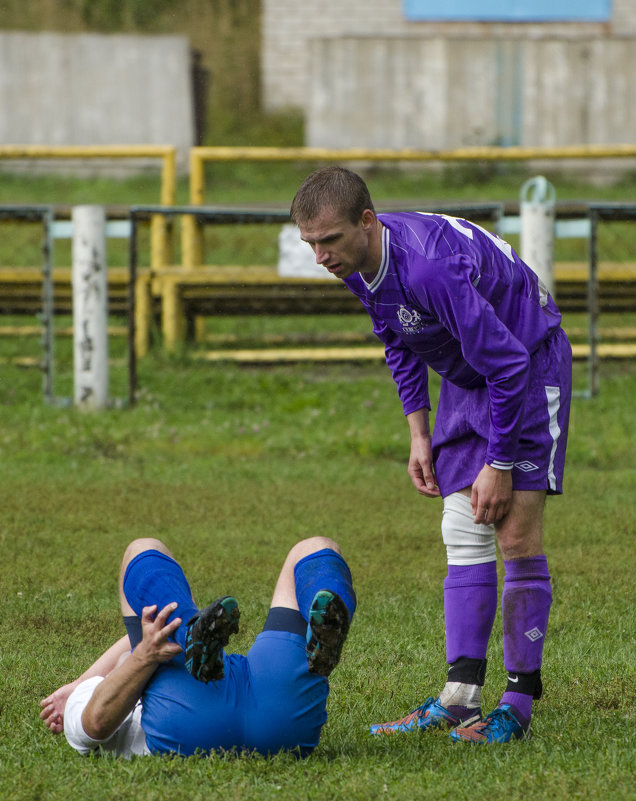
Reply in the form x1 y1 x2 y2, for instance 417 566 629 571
362 225 390 293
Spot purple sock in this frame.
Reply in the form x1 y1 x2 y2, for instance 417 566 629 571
501 692 533 725
500 555 552 721
444 562 498 663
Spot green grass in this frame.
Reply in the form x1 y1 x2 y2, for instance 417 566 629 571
0 346 634 800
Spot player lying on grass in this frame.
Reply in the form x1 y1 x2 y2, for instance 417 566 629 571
291 167 572 744
40 536 355 757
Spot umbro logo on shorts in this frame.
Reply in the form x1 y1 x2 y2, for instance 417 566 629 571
514 460 539 472
524 627 544 642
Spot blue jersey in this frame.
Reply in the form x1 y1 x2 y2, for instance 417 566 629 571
343 212 563 469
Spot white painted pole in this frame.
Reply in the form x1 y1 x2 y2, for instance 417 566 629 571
520 176 556 299
72 205 109 410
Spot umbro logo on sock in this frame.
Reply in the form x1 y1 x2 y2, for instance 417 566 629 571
524 627 544 642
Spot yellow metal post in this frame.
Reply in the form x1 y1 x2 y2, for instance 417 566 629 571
161 276 185 351
181 149 205 269
151 146 177 269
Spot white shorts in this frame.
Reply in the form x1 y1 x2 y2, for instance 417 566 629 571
64 676 150 758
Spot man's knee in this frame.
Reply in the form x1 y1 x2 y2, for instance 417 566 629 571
287 536 341 565
442 492 496 565
121 538 173 569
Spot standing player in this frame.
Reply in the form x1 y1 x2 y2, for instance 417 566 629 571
40 535 355 757
290 167 571 744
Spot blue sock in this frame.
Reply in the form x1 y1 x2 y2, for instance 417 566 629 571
294 548 356 624
123 549 199 650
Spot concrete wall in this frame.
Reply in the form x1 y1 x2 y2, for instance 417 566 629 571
262 0 636 150
262 0 635 112
305 36 636 150
0 32 194 170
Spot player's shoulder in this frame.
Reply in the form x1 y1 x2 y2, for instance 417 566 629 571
379 212 461 259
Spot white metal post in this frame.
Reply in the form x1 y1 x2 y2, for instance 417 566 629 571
520 176 556 298
72 205 109 409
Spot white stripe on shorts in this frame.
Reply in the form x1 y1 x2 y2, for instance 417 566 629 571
545 385 561 492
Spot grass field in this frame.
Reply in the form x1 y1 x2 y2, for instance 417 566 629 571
0 165 634 798
0 345 634 800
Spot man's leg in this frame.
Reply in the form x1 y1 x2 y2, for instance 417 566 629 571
121 538 239 684
439 491 497 719
370 490 497 736
450 490 551 744
268 536 356 677
242 537 356 755
119 537 193 649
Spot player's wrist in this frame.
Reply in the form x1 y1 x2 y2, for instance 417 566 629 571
130 644 161 670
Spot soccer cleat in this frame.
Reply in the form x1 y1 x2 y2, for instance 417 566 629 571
449 703 529 744
369 696 481 736
184 596 240 684
306 590 350 677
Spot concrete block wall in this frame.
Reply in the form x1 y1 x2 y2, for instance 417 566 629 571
305 36 636 151
262 0 628 113
613 0 636 33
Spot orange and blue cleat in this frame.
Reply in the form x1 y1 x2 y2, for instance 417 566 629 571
449 703 529 744
370 697 481 736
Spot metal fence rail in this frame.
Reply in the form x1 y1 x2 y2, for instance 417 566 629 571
2 201 635 403
587 203 636 396
0 205 137 405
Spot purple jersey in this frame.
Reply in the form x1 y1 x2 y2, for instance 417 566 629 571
342 212 564 468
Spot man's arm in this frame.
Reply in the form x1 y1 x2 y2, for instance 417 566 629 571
40 634 132 734
81 603 182 741
407 407 440 497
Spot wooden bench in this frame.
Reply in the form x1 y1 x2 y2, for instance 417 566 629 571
2 262 636 357
151 262 636 352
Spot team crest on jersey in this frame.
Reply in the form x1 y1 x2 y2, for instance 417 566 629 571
397 305 425 334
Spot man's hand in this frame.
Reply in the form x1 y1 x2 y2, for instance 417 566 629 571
40 682 79 734
408 434 441 497
471 464 512 524
134 603 183 666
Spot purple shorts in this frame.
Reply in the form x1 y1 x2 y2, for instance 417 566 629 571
432 328 572 498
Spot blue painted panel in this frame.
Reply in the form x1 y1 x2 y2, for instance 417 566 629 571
403 0 611 22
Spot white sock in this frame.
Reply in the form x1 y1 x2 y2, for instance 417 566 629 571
439 681 481 708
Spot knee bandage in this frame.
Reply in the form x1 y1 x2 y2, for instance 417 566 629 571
442 492 496 565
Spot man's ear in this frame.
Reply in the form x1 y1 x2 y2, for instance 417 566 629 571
361 209 376 230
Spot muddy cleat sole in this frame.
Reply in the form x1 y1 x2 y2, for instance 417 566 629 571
306 590 350 677
449 703 529 744
184 596 240 684
370 696 481 736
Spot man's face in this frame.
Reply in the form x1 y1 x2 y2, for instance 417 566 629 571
298 207 374 280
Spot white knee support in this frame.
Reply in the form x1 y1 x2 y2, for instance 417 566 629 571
442 492 496 566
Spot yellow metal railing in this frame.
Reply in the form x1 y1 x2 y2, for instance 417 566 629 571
0 144 177 268
183 144 636 268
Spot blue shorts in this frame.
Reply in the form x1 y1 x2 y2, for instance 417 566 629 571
432 328 572 497
123 551 329 757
